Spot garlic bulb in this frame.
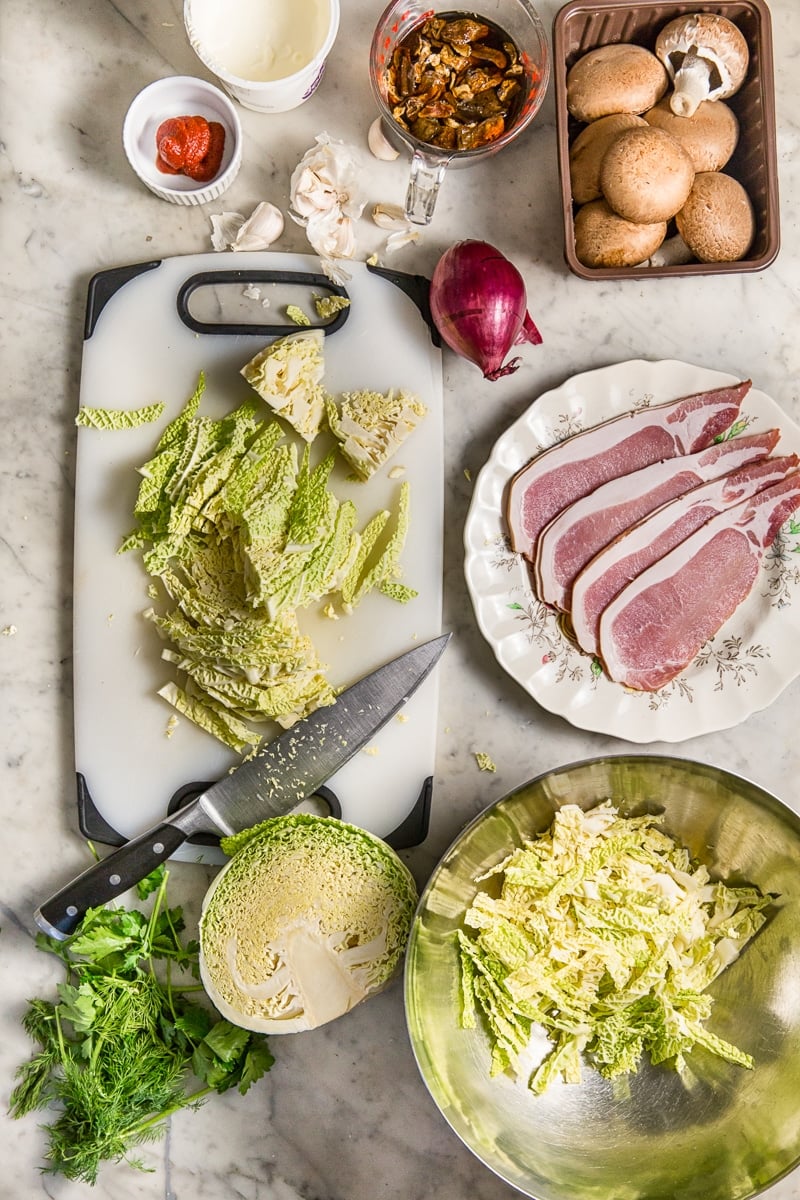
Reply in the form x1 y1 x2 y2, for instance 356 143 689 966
289 133 366 275
368 118 400 162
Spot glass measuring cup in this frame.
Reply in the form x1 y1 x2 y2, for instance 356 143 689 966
369 0 550 225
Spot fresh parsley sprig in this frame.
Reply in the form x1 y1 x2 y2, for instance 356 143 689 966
11 865 274 1185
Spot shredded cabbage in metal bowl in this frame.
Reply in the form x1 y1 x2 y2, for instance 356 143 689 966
457 801 771 1093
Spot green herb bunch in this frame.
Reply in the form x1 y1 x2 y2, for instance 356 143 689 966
10 866 274 1185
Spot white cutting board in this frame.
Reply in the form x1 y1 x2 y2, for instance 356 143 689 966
73 252 444 863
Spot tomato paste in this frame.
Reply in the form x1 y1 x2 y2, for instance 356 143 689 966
155 115 225 182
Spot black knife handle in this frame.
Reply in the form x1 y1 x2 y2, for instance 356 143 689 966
34 820 188 940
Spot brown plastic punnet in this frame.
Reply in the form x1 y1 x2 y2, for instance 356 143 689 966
552 0 780 279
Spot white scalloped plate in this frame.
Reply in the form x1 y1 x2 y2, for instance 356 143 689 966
464 359 800 743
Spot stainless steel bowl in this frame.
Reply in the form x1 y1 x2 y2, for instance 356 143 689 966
405 755 800 1200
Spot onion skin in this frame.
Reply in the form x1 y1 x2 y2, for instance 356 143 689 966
429 240 542 381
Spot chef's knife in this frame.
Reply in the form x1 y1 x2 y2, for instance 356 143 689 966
35 634 450 940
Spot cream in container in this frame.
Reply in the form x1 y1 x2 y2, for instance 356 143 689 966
184 0 339 113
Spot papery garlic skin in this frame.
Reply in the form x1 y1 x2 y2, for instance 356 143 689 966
232 201 285 251
385 228 420 254
210 211 246 251
320 257 352 285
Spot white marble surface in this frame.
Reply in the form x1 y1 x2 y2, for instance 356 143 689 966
2 0 800 1196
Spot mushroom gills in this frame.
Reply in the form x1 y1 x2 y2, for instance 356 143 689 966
670 50 725 116
655 13 750 118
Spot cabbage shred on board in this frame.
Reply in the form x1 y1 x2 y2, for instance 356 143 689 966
116 366 415 753
325 388 428 480
457 802 771 1093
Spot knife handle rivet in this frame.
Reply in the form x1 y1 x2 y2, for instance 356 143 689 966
66 905 78 917
109 873 122 887
153 842 165 854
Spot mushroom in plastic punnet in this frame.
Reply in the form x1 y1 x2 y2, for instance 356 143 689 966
655 13 749 118
644 97 739 172
574 199 667 268
599 125 695 224
569 113 647 205
567 43 668 123
675 171 755 262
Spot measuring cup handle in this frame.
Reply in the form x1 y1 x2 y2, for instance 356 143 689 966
405 150 450 226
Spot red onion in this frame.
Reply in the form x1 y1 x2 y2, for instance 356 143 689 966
429 240 542 381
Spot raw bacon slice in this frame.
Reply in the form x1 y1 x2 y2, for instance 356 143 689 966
506 381 751 559
572 453 799 655
598 471 800 692
534 429 780 611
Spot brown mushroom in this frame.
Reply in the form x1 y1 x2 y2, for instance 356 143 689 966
569 113 648 205
675 171 755 262
566 43 668 123
655 14 749 118
574 199 667 268
644 97 739 171
599 126 695 224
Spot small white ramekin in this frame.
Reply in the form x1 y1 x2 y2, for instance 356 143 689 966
122 75 243 205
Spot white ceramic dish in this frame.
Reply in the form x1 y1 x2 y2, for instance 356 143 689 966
463 359 800 743
122 75 242 205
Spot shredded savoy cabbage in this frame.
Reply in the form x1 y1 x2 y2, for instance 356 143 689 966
457 801 771 1094
118 372 413 753
76 402 166 429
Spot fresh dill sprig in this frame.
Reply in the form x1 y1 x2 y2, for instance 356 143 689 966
11 865 274 1185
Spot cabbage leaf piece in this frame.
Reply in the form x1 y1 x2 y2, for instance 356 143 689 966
200 814 418 1033
240 329 327 442
457 802 772 1093
325 389 427 480
76 402 166 429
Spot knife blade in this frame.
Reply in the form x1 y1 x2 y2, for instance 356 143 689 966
35 633 450 940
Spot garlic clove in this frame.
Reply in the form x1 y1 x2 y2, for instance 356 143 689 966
232 201 285 251
370 203 420 252
371 203 410 231
368 117 400 161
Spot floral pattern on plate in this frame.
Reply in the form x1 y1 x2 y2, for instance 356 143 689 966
463 359 800 743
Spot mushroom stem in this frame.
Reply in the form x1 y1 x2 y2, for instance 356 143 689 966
670 52 713 117
644 232 695 267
